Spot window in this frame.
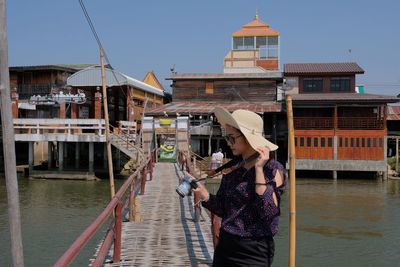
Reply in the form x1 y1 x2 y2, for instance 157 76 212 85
328 137 333 147
379 138 383 148
321 137 326 147
256 36 267 48
339 137 343 147
330 77 351 92
314 137 318 147
356 138 360 147
345 138 349 147
300 137 304 147
373 138 377 147
303 78 323 92
268 36 279 45
243 37 255 49
205 82 214 94
307 137 311 147
295 137 297 147
233 37 243 50
367 138 371 147
362 138 365 147
233 36 256 50
351 138 354 147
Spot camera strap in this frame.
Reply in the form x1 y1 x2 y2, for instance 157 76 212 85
206 152 260 179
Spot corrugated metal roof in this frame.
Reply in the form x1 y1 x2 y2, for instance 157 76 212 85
146 101 282 115
284 63 364 74
387 106 400 120
168 72 283 80
291 93 399 103
67 66 164 96
10 64 96 72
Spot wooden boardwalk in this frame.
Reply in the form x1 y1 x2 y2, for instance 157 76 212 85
97 163 214 266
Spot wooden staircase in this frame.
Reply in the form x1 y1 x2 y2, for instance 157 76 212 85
110 131 143 164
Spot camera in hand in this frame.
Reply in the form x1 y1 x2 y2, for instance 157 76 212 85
176 176 198 198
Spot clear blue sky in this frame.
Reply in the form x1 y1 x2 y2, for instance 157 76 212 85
6 0 400 95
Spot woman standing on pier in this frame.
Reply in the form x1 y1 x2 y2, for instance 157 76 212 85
193 107 286 267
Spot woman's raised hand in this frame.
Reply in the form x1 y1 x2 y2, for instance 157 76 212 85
255 146 270 168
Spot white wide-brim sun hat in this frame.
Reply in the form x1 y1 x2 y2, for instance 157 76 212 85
214 107 278 151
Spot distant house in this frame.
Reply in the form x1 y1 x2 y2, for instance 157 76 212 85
143 71 165 90
284 62 400 178
147 15 286 158
67 66 168 126
9 64 94 118
2 64 168 175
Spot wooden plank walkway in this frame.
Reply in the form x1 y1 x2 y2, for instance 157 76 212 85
97 163 214 266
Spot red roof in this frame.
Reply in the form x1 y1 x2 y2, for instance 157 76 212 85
232 17 279 37
168 72 282 80
387 106 400 120
146 101 282 115
284 63 364 75
291 93 399 104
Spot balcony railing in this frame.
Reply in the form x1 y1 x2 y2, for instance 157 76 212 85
294 117 333 129
338 117 384 129
294 117 384 130
17 84 57 100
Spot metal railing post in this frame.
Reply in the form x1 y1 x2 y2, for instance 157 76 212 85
149 155 154 181
129 181 135 222
113 202 123 263
140 167 147 195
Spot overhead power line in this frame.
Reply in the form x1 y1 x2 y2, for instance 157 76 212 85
78 0 112 68
78 0 128 98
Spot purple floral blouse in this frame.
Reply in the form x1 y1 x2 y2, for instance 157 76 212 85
202 159 286 237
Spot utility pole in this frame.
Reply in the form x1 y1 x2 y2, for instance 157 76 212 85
0 0 25 266
100 48 115 199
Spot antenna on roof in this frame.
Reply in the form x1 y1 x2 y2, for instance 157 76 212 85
170 64 177 75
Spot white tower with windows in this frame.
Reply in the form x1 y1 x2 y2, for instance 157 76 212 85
223 13 280 73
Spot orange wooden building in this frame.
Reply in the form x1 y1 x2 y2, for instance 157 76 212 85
284 63 399 178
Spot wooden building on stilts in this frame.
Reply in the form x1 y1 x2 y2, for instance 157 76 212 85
284 63 400 178
3 64 167 179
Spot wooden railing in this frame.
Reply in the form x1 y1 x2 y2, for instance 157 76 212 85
294 117 385 130
294 117 333 129
110 124 143 161
54 150 156 267
13 118 106 135
338 117 384 129
17 83 55 100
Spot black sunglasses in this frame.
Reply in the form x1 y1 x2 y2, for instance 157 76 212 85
224 134 244 145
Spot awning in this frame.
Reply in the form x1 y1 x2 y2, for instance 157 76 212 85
146 101 282 116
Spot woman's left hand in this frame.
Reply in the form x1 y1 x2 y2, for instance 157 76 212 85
255 146 270 168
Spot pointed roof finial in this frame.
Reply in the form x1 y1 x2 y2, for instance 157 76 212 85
255 9 259 20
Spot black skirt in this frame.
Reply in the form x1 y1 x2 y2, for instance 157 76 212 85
213 229 275 267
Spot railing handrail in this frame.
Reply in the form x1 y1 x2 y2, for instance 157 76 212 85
13 118 106 125
54 150 155 267
109 124 143 160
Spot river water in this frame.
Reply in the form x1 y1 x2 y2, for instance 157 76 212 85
1 176 400 266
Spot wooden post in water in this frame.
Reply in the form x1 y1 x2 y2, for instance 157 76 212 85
396 137 399 174
100 48 115 199
286 94 296 267
0 0 25 265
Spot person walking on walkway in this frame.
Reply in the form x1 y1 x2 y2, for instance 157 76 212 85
210 148 224 170
193 107 286 267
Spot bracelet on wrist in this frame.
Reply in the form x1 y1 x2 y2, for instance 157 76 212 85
255 183 267 186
